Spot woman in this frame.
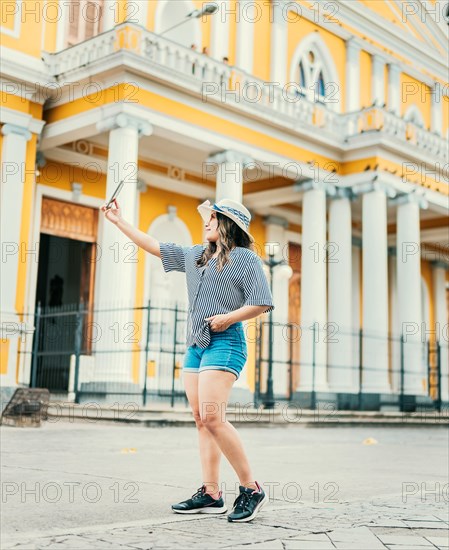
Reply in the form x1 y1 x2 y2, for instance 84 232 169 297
101 197 274 523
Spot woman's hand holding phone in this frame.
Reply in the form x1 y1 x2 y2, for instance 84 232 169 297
101 199 122 225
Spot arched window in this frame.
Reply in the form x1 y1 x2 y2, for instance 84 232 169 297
66 0 104 47
290 33 341 111
155 0 200 48
294 48 328 103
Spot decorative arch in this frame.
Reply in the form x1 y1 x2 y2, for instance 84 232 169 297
143 212 192 310
289 32 341 112
154 0 201 48
138 212 193 390
404 104 425 128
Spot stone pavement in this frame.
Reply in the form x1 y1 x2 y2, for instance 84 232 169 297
1 422 448 549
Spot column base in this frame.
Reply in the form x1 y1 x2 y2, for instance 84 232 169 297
290 391 439 412
0 386 18 415
291 390 338 410
77 381 143 406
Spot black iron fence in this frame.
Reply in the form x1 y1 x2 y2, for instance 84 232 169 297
14 302 449 411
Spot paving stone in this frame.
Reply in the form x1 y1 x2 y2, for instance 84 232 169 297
282 541 337 550
327 526 383 542
404 521 449 529
424 536 449 548
227 540 285 550
377 534 434 546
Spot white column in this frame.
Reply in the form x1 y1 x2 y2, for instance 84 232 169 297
431 82 443 135
102 0 118 30
432 262 449 402
388 247 401 393
298 183 328 392
264 216 291 397
351 238 361 377
327 193 355 393
345 39 361 111
0 124 32 388
396 196 425 395
1 124 32 318
388 63 401 114
211 0 230 60
372 54 386 106
206 150 252 202
270 0 287 86
235 0 254 74
92 114 152 383
362 186 390 393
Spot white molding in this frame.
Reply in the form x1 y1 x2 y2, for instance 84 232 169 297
0 46 54 93
335 0 448 82
0 106 46 134
0 0 22 37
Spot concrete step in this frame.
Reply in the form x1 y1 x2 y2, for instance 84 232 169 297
45 401 449 427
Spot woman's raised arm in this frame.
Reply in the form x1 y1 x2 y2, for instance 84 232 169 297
101 199 161 258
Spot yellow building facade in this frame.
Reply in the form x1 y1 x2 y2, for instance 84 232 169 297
1 0 448 410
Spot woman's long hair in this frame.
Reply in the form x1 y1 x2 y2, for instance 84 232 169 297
197 212 255 271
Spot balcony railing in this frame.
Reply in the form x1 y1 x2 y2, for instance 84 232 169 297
42 22 448 164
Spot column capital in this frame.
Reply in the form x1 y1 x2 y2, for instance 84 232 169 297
96 113 153 137
388 62 401 75
334 187 357 201
372 53 387 66
206 150 253 166
346 37 361 54
352 177 397 198
294 178 337 196
263 215 289 229
388 189 428 209
1 123 32 141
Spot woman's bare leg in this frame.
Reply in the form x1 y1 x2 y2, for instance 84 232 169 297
183 372 222 497
198 370 257 490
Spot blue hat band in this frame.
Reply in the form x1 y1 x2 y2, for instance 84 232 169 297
213 203 250 227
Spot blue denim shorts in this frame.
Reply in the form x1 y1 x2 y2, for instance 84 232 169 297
183 322 248 380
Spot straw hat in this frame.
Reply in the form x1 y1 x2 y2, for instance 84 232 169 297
197 198 254 239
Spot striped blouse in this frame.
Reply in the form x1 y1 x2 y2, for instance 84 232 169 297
159 243 275 348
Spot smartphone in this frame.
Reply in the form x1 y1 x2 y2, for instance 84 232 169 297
105 180 124 209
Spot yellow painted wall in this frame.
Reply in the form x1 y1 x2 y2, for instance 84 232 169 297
400 73 432 129
1 92 43 119
1 0 44 57
42 0 58 52
39 161 107 198
360 50 372 109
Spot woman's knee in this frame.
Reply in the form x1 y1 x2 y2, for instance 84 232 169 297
199 402 226 431
192 409 205 429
